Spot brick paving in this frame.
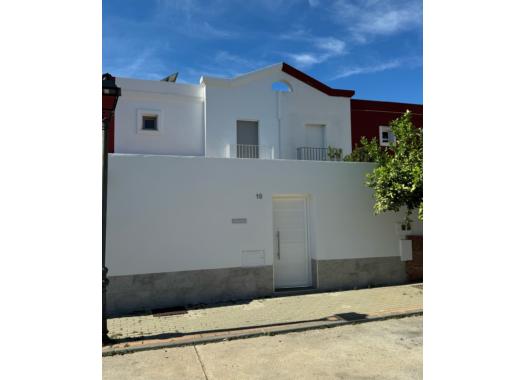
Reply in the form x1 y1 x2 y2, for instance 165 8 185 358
107 284 422 341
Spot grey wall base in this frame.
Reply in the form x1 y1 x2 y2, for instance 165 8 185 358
107 266 273 316
108 257 406 316
313 257 407 291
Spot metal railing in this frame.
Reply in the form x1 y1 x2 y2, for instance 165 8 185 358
227 144 275 159
297 147 328 161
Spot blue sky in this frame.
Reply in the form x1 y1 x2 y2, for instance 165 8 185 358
103 0 422 103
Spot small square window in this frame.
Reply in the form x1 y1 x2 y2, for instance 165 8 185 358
137 109 162 134
142 115 158 131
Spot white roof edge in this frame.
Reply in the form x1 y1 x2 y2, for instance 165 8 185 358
116 76 201 88
114 61 285 91
201 62 284 86
116 77 203 97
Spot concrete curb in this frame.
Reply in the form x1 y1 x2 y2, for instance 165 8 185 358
102 309 422 357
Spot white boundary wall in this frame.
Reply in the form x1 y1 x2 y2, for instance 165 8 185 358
107 155 422 276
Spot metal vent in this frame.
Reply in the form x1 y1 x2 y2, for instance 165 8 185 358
241 250 265 267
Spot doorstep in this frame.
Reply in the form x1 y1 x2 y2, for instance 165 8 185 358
273 286 321 297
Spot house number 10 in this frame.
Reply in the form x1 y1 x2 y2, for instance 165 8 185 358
256 193 263 199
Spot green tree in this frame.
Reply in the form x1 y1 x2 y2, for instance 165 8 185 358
345 111 423 227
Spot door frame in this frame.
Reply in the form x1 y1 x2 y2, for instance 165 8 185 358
272 194 312 290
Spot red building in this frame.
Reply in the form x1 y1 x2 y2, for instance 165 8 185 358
102 96 116 153
351 99 423 149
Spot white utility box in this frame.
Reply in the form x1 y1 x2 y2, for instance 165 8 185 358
399 239 413 261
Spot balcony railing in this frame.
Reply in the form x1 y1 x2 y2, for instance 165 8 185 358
297 147 328 161
227 144 275 159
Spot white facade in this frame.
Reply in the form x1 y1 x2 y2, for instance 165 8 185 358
114 63 352 160
107 63 422 312
107 154 422 277
115 78 205 156
202 64 351 159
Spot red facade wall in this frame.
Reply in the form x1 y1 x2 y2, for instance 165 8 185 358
102 96 116 153
351 99 423 148
406 235 423 283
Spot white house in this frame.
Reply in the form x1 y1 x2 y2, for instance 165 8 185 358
106 63 422 316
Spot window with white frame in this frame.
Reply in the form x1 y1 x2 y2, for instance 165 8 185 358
142 115 158 131
379 125 395 146
136 109 162 134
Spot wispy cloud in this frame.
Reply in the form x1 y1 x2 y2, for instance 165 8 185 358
315 37 346 55
155 0 205 20
287 53 324 67
185 51 270 80
333 60 402 79
331 0 422 43
200 22 236 38
103 42 171 80
333 56 421 79
214 51 263 68
154 0 237 39
186 66 243 80
279 27 310 41
281 32 347 68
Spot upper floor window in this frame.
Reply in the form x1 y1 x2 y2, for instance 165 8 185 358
272 81 292 92
142 115 158 131
379 126 395 146
137 109 162 134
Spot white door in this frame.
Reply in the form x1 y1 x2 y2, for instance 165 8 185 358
273 197 310 288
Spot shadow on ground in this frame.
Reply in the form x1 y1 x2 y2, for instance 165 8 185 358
106 311 369 346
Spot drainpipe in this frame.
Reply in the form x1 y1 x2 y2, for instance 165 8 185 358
102 73 120 345
102 117 110 343
277 91 282 159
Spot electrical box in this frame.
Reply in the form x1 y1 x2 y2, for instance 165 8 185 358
399 239 413 261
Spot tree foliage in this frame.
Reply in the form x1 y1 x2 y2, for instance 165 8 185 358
344 137 383 163
347 111 423 226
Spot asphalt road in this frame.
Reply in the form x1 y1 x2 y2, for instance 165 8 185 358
103 316 423 380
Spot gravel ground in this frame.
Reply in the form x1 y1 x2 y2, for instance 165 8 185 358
103 315 423 380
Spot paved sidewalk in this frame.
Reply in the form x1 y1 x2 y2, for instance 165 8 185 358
104 316 423 380
105 283 422 354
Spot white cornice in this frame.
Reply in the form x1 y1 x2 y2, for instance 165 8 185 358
201 63 284 88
